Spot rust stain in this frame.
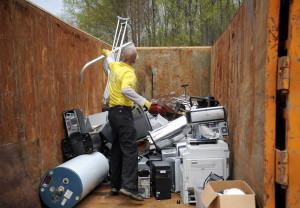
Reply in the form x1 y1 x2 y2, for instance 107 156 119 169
145 65 152 77
136 47 211 100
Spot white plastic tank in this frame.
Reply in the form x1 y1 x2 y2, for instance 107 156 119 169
40 152 109 208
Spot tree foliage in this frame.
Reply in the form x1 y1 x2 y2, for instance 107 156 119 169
61 0 244 46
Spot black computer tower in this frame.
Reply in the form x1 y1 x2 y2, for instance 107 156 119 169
151 161 171 200
63 109 88 137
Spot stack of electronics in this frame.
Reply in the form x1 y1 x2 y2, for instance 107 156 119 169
61 109 97 159
61 106 152 160
137 155 172 200
59 95 230 204
147 96 230 204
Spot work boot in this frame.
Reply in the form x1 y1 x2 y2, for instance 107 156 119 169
120 187 144 201
111 187 119 195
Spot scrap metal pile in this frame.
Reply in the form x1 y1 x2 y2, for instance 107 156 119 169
39 92 230 207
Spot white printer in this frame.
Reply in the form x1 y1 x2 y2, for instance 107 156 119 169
179 139 229 204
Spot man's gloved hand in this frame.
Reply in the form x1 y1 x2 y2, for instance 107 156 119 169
102 49 111 56
144 100 151 111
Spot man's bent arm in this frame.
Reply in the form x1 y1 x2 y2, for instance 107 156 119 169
121 88 146 107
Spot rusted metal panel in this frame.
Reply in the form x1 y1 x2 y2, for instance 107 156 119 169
210 0 280 207
275 149 288 186
264 1 281 208
277 56 290 93
286 0 300 207
0 0 110 190
0 143 41 207
135 47 211 100
0 0 212 197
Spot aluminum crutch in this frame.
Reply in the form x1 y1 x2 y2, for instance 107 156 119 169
111 16 130 61
79 42 131 84
79 16 130 83
102 17 130 104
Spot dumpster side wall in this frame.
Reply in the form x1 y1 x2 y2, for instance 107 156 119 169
210 0 280 207
0 0 110 189
135 47 211 100
0 0 212 193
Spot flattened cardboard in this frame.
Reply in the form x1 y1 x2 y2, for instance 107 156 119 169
200 180 255 208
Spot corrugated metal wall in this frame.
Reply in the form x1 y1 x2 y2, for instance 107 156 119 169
0 0 211 193
210 0 280 207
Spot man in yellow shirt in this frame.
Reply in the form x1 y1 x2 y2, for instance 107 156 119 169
102 48 151 201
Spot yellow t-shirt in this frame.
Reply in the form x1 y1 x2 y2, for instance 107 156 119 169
109 62 137 107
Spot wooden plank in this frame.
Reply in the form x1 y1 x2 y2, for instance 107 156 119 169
77 186 193 208
0 143 40 208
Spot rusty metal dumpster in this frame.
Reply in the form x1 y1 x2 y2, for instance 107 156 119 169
0 0 299 207
210 0 300 207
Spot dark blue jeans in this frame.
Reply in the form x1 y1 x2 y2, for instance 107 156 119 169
108 107 138 190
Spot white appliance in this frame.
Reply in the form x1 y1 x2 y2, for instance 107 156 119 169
179 139 229 204
165 156 181 193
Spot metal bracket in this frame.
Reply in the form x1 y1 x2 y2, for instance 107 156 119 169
275 149 288 188
277 56 290 94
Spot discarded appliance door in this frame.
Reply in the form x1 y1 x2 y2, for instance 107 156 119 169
39 152 109 208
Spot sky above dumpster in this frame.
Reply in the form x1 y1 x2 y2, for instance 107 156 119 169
29 0 63 16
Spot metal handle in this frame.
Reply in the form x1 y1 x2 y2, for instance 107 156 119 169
117 16 130 21
79 42 132 83
79 55 105 83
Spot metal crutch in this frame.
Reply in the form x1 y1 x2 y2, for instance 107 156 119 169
101 16 130 104
79 16 130 83
79 42 131 83
112 16 130 61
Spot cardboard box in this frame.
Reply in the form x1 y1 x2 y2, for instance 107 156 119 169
201 180 256 208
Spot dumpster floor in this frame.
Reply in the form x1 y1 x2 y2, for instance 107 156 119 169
75 186 195 208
